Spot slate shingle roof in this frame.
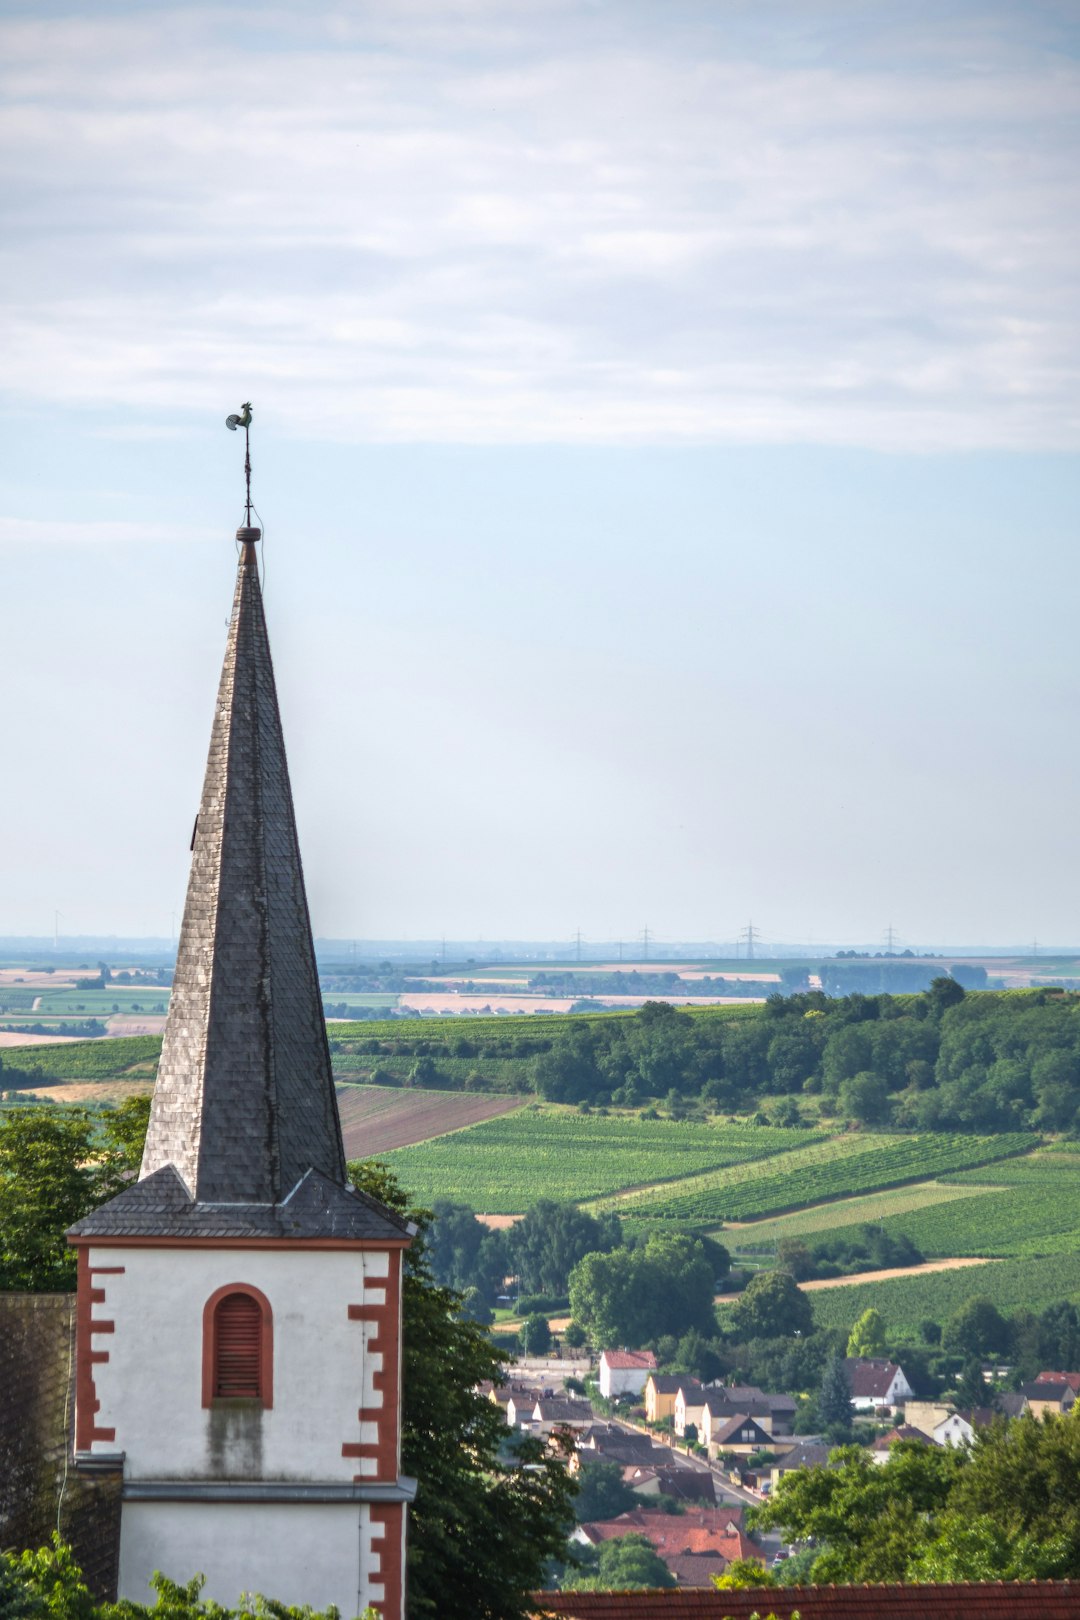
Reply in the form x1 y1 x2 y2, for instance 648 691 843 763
69 1164 412 1243
138 540 348 1207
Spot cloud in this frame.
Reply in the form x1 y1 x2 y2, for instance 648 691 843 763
1 1 1077 449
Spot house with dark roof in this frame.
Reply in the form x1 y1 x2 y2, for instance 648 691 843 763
844 1357 914 1410
645 1373 696 1424
1020 1380 1077 1418
66 480 415 1619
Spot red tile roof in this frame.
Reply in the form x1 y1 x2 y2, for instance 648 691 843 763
603 1350 659 1370
576 1508 754 1563
1036 1371 1080 1392
532 1581 1080 1618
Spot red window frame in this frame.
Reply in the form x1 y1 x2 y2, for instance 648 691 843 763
202 1282 274 1408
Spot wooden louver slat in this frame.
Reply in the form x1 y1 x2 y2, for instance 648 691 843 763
215 1293 262 1398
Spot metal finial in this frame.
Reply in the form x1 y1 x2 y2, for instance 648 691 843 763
225 404 259 545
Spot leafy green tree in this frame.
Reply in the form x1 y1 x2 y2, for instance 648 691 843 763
909 1512 1070 1581
947 1408 1080 1570
846 1307 886 1358
753 1441 963 1582
568 1232 716 1347
521 1313 552 1355
572 1462 638 1523
942 1296 1009 1358
729 1270 813 1341
818 1352 853 1439
0 1099 150 1291
837 1070 890 1125
564 1320 587 1349
507 1200 621 1298
351 1162 577 1620
565 1533 675 1591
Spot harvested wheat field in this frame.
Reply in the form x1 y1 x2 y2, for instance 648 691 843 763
335 1084 523 1158
18 1080 155 1104
798 1257 1001 1291
0 1030 82 1047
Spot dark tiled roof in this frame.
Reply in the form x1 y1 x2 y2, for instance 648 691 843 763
139 545 348 1206
1020 1381 1073 1401
69 1164 412 1243
873 1425 935 1449
844 1358 904 1398
708 1413 773 1447
650 1375 695 1394
774 1440 831 1471
532 1582 1080 1618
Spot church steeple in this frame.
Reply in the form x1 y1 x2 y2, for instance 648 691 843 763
139 526 347 1203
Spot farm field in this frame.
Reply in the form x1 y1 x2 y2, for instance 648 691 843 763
2 1035 162 1082
382 1113 816 1212
725 1180 999 1251
815 1150 1080 1259
593 1131 1038 1226
804 1252 1080 1334
336 1084 522 1158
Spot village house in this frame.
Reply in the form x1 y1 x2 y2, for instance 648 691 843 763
1020 1379 1077 1418
935 1409 996 1448
844 1357 914 1410
598 1349 658 1399
571 1507 763 1586
674 1382 709 1438
769 1440 831 1490
871 1424 936 1461
644 1373 693 1424
701 1407 776 1459
1035 1369 1080 1394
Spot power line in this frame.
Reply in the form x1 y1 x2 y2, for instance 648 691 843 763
739 921 760 961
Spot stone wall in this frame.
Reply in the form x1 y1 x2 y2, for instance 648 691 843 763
0 1294 120 1599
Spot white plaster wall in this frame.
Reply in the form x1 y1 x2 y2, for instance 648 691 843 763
88 1246 393 1481
119 1501 390 1618
599 1364 649 1397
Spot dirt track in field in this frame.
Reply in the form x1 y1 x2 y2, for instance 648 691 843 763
797 1257 1001 1290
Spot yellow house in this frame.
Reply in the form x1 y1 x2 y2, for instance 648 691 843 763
644 1375 687 1424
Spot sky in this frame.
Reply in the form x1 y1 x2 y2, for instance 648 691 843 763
1 0 1078 949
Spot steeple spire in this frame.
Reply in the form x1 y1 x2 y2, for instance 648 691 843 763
139 506 347 1204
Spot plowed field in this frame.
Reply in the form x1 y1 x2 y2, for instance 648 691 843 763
335 1084 522 1158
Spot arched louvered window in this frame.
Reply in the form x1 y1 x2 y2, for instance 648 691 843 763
202 1283 273 1407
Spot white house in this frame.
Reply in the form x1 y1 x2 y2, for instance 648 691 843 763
69 520 415 1620
844 1358 914 1411
598 1349 658 1399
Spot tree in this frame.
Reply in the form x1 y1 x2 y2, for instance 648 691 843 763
521 1313 552 1355
818 1352 853 1439
0 1099 150 1291
507 1200 621 1298
942 1296 1009 1358
568 1233 716 1347
729 1270 813 1341
573 1462 638 1523
351 1162 577 1620
565 1533 675 1591
837 1071 890 1125
753 1441 963 1583
564 1320 587 1349
846 1307 886 1359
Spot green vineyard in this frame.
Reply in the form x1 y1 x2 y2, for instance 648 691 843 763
596 1131 1038 1226
382 1112 817 1211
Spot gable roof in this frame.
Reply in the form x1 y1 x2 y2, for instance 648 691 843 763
873 1424 935 1450
708 1413 773 1447
1020 1380 1073 1402
602 1350 659 1370
844 1357 904 1398
532 1581 1080 1619
1036 1370 1080 1392
774 1440 831 1472
131 537 348 1209
649 1375 694 1395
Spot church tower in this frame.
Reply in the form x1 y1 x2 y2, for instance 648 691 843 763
68 431 415 1619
